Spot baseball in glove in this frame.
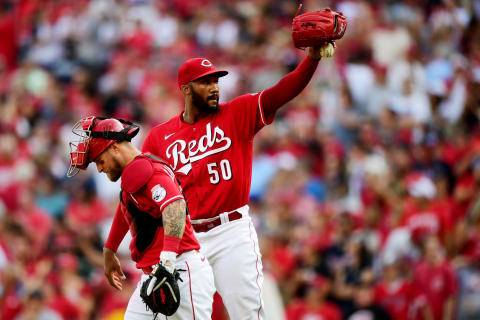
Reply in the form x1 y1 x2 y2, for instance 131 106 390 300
292 5 347 49
140 263 183 316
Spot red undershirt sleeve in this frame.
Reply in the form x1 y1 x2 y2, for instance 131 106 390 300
104 203 129 252
260 56 320 120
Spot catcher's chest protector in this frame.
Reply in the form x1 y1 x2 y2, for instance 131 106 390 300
119 154 172 261
120 154 189 262
120 189 163 261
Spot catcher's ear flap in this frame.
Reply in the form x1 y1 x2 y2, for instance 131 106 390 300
295 3 303 17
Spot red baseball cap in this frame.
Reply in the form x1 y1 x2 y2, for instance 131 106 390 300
177 58 228 88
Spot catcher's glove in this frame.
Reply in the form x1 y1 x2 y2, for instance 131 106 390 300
292 5 347 49
140 263 183 316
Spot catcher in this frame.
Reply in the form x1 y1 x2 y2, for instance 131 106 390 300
66 117 215 319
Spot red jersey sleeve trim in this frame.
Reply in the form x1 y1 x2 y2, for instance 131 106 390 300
257 90 274 126
159 195 184 212
258 90 267 126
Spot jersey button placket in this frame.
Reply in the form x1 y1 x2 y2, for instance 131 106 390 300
191 131 198 169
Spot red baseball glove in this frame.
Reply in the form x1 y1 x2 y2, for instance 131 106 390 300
292 5 347 49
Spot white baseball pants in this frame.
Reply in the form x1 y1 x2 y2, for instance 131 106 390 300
194 208 265 320
124 250 215 320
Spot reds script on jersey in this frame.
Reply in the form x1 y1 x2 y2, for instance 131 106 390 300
142 93 274 220
119 154 199 268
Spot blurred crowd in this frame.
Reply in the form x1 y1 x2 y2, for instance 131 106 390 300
1 0 480 319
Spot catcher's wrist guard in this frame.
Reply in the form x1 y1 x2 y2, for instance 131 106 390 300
292 4 347 49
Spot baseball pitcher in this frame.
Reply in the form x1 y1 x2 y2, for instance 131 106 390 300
105 7 346 319
67 117 215 319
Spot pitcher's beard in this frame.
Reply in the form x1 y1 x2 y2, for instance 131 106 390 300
191 88 219 114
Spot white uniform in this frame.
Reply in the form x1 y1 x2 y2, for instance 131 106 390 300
124 250 215 320
193 206 265 320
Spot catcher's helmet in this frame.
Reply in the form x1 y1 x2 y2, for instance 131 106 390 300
67 116 139 178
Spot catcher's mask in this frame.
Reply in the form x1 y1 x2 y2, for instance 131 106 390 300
67 116 139 178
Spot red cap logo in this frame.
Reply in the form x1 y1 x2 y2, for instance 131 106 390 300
177 58 228 88
200 59 213 67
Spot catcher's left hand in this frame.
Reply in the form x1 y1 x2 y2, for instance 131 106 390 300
140 263 182 316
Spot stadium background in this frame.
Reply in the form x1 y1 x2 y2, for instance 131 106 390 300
0 0 480 319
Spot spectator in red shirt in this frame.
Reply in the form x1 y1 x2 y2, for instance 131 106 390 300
65 181 108 229
46 253 90 320
0 222 31 320
374 257 429 320
286 275 342 320
414 235 457 320
401 173 452 244
0 6 16 71
15 290 62 320
123 20 153 59
14 188 53 258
